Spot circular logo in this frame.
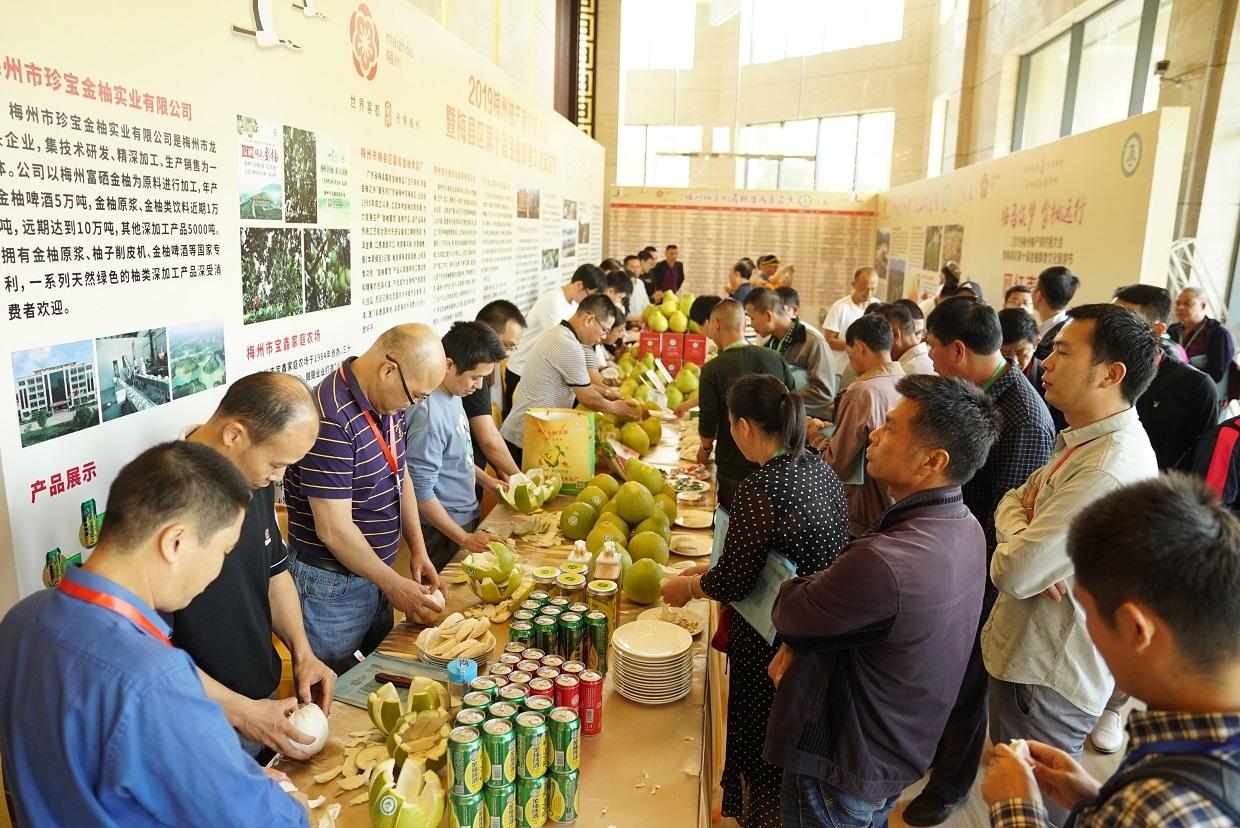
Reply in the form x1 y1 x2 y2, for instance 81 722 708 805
1121 133 1142 177
798 195 812 207
350 4 380 81
378 794 397 816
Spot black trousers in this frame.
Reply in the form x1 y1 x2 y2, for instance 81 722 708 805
921 632 990 804
505 439 523 471
503 368 520 420
421 518 479 571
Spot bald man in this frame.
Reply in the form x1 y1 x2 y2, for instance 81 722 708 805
285 325 446 674
696 299 795 509
173 371 335 762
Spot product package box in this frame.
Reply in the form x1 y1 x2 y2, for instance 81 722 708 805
661 333 684 362
663 357 682 376
683 334 708 366
639 331 663 359
522 408 596 494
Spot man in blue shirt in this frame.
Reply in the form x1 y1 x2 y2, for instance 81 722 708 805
407 320 509 569
0 441 309 827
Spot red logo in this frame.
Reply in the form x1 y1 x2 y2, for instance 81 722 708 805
350 4 380 81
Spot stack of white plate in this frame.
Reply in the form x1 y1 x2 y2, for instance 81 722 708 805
611 619 693 704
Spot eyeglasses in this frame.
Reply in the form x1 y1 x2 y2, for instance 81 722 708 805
386 353 430 407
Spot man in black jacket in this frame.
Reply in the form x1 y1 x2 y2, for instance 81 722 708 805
650 244 685 301
1032 266 1080 361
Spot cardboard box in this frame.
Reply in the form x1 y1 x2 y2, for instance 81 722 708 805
521 408 596 494
639 331 663 359
663 357 682 376
683 334 708 366
661 333 684 361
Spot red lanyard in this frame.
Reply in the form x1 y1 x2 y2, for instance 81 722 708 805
58 578 172 647
339 367 401 485
1031 440 1095 516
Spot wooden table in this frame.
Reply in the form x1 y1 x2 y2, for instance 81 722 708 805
277 420 720 827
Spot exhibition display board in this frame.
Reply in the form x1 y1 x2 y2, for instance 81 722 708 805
874 107 1188 307
0 2 604 608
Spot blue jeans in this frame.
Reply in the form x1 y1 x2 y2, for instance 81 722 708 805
289 557 393 675
781 772 897 828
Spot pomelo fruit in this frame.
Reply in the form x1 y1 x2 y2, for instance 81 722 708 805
559 502 597 541
587 473 620 499
623 558 663 605
628 531 670 566
614 480 655 524
619 422 650 454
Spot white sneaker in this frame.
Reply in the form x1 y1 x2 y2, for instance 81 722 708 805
1090 709 1125 754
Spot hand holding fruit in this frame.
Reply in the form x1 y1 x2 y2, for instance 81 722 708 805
385 577 439 623
238 696 316 760
292 650 336 714
661 573 697 607
460 529 505 555
612 399 642 420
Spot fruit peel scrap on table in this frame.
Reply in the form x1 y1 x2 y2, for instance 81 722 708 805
461 541 527 604
495 468 562 514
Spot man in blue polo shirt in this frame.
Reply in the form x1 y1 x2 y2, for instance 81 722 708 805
0 442 309 827
285 323 446 674
407 320 509 569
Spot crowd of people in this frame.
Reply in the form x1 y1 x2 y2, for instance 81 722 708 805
1 243 1238 827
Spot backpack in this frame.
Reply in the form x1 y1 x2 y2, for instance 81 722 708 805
1066 752 1240 826
1203 421 1240 500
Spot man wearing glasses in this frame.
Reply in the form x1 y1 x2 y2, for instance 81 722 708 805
500 295 642 466
284 323 446 675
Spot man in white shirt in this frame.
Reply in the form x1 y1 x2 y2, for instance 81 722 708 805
503 263 606 417
499 295 640 466
873 302 935 375
981 303 1159 823
622 255 649 322
1032 266 1080 361
823 267 880 382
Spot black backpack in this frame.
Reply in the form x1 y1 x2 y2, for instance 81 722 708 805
1066 753 1240 825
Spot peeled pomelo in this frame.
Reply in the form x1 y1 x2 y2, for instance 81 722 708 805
288 703 329 755
369 682 405 734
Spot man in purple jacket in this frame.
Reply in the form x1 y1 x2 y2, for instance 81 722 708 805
766 375 999 827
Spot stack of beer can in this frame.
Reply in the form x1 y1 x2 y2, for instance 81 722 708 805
447 666 586 826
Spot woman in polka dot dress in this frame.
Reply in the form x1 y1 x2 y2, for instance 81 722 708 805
663 374 850 827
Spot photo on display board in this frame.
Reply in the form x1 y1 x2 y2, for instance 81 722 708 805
922 225 943 273
11 340 100 448
283 125 318 224
315 136 351 226
578 213 591 244
874 229 890 283
168 320 227 401
516 186 541 219
303 229 352 313
541 248 560 271
95 330 171 423
236 115 284 220
890 259 911 302
561 222 577 259
241 227 306 324
941 224 964 269
562 199 577 221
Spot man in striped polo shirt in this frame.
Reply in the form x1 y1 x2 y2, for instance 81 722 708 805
285 324 446 674
499 294 641 466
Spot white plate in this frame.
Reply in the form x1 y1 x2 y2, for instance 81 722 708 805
638 604 706 636
612 620 693 659
674 509 713 529
615 665 693 680
615 683 692 704
669 534 711 558
612 652 694 669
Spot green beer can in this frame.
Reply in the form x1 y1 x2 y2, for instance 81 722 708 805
548 708 581 773
448 726 486 797
517 775 550 828
558 612 584 664
450 790 486 828
546 596 570 610
512 609 537 623
548 770 580 824
584 610 609 674
485 781 517 828
509 620 534 646
456 708 489 729
487 701 521 724
464 692 493 712
515 711 550 780
528 591 552 606
482 718 517 787
533 616 558 655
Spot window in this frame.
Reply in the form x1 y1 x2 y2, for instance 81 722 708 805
736 111 894 193
739 0 903 65
1013 0 1173 151
616 125 702 187
619 0 696 70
